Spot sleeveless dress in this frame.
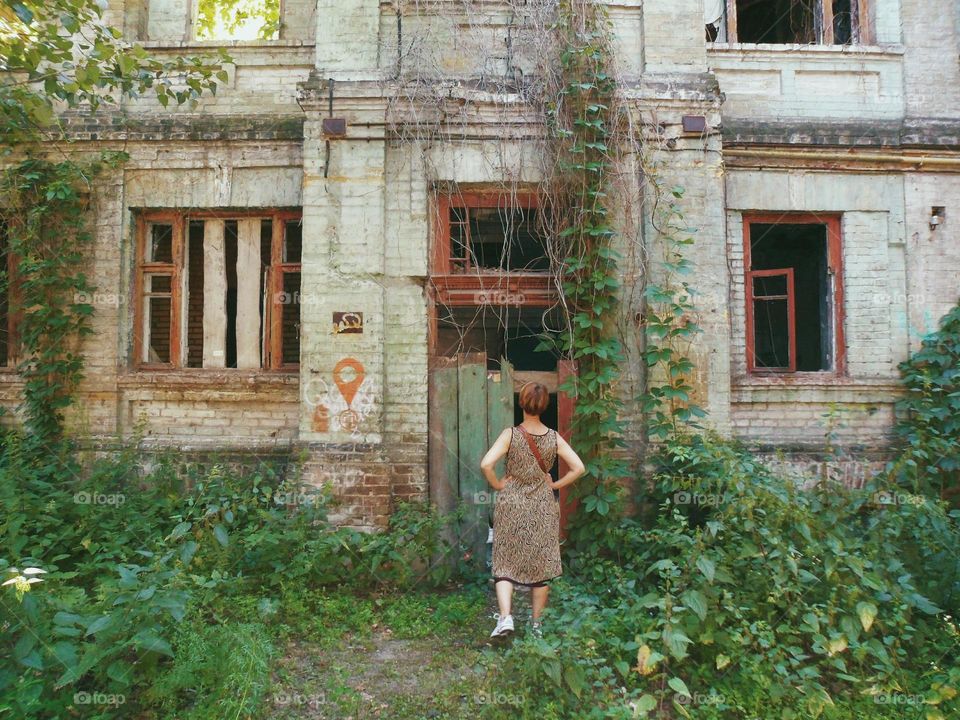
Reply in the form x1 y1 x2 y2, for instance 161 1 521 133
492 426 562 587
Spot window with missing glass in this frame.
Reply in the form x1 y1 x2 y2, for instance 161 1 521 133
744 215 846 375
434 193 550 275
708 0 871 45
135 209 301 370
193 0 281 41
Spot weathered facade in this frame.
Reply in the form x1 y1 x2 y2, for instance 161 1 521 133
2 0 958 529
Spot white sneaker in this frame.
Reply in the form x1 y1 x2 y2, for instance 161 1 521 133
490 614 514 637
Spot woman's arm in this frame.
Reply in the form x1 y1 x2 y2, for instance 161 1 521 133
550 433 586 490
480 427 513 491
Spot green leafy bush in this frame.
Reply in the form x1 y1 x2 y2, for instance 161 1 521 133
0 434 459 718
891 301 960 503
484 434 960 719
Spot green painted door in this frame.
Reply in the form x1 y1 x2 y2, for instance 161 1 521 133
428 354 514 573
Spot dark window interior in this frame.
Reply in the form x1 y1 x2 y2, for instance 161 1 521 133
833 0 854 44
224 221 238 368
736 0 817 43
187 222 205 368
281 270 300 365
436 305 561 372
449 206 549 272
148 223 173 263
750 223 831 371
751 273 792 369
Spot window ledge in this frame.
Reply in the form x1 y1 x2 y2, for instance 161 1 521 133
137 39 315 51
734 374 900 388
732 375 904 403
708 42 905 57
118 370 298 392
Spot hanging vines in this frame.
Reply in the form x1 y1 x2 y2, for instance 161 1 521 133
546 0 629 537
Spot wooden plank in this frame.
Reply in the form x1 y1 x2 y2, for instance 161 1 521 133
457 353 488 572
724 0 738 42
513 369 558 393
821 0 835 44
557 359 578 539
202 219 227 368
428 356 460 563
487 358 514 481
235 218 262 368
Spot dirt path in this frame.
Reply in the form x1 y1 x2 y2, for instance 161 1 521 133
267 592 534 719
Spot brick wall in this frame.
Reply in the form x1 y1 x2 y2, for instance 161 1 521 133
2 0 957 525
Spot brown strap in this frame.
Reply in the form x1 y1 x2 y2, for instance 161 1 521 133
517 426 549 474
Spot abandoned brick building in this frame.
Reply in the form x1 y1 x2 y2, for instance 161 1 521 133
1 0 958 530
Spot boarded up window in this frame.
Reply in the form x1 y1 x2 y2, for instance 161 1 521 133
135 210 301 371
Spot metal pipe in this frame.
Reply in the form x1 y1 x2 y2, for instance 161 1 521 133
724 147 960 170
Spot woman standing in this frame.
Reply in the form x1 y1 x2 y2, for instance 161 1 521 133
479 382 585 637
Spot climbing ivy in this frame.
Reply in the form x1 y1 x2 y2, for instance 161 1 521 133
640 180 707 440
0 0 226 442
547 1 628 543
0 155 128 441
545 1 707 545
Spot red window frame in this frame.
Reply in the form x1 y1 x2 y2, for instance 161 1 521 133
746 268 797 373
743 214 846 376
0 224 21 369
133 209 302 371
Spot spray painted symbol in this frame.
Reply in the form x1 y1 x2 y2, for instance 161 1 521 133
333 357 365 433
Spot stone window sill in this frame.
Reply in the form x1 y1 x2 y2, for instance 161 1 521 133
138 39 315 51
708 42 905 57
118 369 298 392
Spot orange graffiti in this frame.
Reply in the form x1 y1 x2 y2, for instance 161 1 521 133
333 357 365 406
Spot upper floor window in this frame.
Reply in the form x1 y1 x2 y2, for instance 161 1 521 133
708 0 871 45
135 209 301 371
193 0 280 41
433 192 550 275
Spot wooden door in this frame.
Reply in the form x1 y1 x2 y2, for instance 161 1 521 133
428 354 513 573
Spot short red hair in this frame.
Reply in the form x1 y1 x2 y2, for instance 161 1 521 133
518 382 549 416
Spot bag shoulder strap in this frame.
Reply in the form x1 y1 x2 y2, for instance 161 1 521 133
517 425 549 474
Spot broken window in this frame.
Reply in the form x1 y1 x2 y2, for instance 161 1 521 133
744 216 845 374
135 210 301 370
710 0 869 44
193 0 281 41
436 193 550 275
